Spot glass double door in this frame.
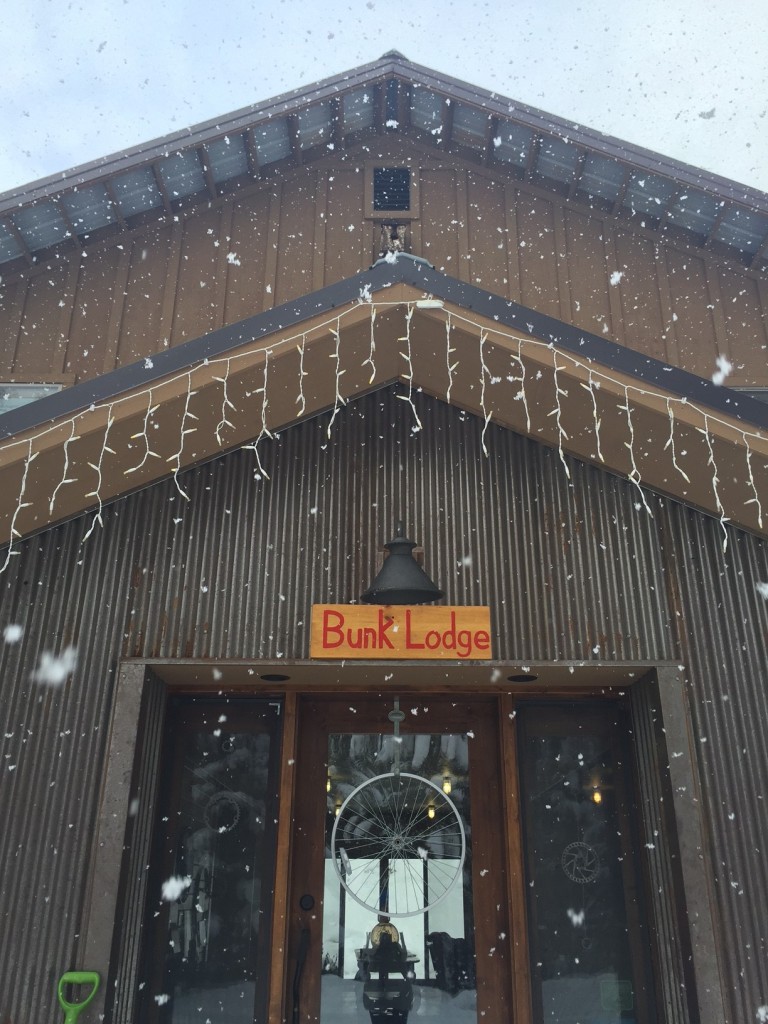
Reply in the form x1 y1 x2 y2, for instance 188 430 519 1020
288 696 514 1023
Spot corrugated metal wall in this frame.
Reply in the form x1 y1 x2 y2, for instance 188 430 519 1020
661 502 768 1024
0 386 765 1022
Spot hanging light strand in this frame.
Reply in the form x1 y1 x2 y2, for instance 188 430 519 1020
0 296 765 573
49 419 80 515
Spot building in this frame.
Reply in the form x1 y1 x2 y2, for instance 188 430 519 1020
0 52 767 1024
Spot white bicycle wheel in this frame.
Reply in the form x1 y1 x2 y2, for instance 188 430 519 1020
330 771 466 918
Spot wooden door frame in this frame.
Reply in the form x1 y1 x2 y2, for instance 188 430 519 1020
281 694 518 1023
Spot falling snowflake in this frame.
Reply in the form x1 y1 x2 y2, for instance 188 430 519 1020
3 624 23 643
711 355 733 386
567 908 585 926
161 875 192 901
756 582 768 600
609 270 624 286
31 646 77 686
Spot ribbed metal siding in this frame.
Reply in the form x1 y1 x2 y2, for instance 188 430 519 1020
0 505 141 1024
630 674 694 1024
121 388 674 662
662 502 768 1024
0 385 764 1023
110 670 166 1024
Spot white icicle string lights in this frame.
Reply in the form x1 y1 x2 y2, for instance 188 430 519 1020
509 339 530 434
82 405 115 543
621 385 654 517
700 413 729 552
125 389 161 475
548 356 571 480
0 439 37 572
479 328 492 456
743 431 764 530
395 303 422 432
327 319 346 439
0 296 765 571
664 397 691 484
243 347 273 479
363 304 377 385
445 312 457 404
214 360 237 446
49 419 80 515
581 369 603 462
296 334 308 416
167 372 198 501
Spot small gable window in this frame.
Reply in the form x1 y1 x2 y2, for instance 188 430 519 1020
373 167 411 211
365 164 419 220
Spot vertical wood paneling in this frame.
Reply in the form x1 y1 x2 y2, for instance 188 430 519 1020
563 209 613 336
613 230 669 360
116 225 175 367
0 276 24 370
517 193 561 318
14 266 72 377
170 206 225 345
0 149 767 391
274 173 319 306
664 249 719 378
467 172 509 294
420 168 460 272
717 267 768 383
224 191 271 324
323 168 367 284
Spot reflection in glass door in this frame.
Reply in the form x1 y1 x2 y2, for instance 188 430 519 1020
323 732 476 1023
518 703 657 1024
138 698 282 1023
289 698 512 1024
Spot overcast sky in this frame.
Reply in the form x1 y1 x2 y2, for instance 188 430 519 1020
1 0 767 197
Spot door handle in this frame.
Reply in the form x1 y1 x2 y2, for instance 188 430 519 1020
291 927 311 1024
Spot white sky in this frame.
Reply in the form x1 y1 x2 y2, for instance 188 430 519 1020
1 0 767 197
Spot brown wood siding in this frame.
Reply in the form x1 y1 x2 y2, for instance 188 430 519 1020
563 209 614 339
225 191 272 324
0 139 766 389
517 193 561 318
65 248 122 379
420 167 461 273
664 248 720 379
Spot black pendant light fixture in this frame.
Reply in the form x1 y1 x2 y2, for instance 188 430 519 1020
361 522 443 605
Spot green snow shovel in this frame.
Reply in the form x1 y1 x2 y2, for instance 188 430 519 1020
57 971 100 1024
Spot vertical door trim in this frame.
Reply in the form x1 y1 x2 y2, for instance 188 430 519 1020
268 691 300 1022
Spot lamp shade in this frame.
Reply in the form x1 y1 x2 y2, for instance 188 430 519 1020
361 522 443 605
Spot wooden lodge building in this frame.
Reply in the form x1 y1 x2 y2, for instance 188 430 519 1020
1 52 767 1024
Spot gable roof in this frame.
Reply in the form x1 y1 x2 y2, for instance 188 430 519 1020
0 253 766 559
1 52 767 276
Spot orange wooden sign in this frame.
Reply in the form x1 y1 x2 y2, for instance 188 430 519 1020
310 605 492 660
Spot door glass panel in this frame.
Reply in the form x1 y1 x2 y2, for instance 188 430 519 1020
139 698 282 1023
321 732 478 1023
518 704 655 1024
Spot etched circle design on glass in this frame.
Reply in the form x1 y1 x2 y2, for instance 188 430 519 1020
561 840 600 883
204 792 241 833
331 772 466 917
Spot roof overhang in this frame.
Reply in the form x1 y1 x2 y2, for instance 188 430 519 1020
0 256 766 556
2 52 767 273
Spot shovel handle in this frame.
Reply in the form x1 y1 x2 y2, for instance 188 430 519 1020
57 972 100 1023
